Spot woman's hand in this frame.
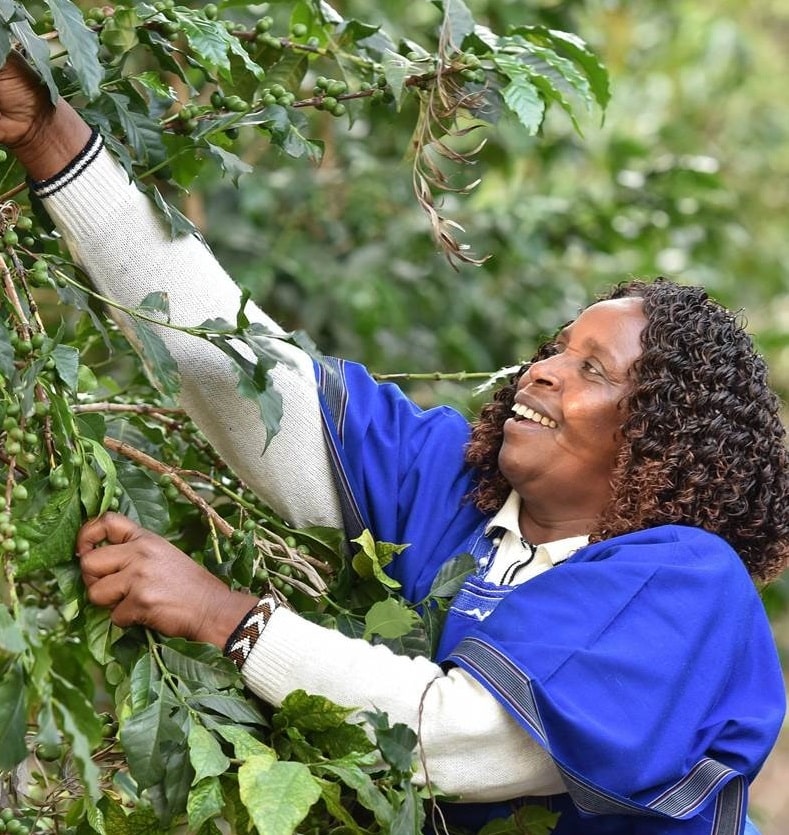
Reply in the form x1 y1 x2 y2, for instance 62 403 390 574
0 50 91 179
77 513 258 648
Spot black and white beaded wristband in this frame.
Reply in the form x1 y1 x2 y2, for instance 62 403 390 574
223 594 280 670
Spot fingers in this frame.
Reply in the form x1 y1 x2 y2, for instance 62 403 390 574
76 512 144 556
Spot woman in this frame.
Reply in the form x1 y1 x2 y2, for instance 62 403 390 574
1 54 786 834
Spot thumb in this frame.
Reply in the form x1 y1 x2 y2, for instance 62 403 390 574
76 512 144 556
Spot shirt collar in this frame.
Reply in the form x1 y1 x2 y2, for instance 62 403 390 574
485 490 589 566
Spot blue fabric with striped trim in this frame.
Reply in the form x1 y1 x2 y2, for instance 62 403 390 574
314 358 784 834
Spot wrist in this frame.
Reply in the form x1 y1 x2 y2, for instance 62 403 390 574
15 99 92 181
193 588 260 649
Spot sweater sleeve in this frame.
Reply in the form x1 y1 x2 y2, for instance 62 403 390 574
36 137 565 803
33 136 342 529
241 607 566 802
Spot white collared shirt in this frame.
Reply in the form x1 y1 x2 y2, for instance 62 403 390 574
483 491 588 586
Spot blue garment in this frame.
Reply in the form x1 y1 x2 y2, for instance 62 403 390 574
315 358 784 835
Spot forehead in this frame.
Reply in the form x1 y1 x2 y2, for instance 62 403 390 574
563 297 646 367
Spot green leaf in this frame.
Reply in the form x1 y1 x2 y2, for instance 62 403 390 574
190 692 266 726
187 777 225 833
382 49 412 108
514 25 610 109
51 673 102 798
137 291 171 319
204 143 253 185
188 721 231 784
115 462 170 534
440 0 475 49
159 639 239 691
373 722 417 774
279 690 354 732
46 0 103 99
351 529 407 590
0 662 27 769
494 55 545 134
120 688 185 789
14 478 83 578
427 552 475 598
127 319 181 397
100 7 140 57
364 598 419 640
214 724 276 762
150 185 200 238
0 604 25 654
238 757 321 835
11 19 58 101
82 436 118 516
50 343 79 389
0 325 15 377
390 781 426 835
319 763 394 827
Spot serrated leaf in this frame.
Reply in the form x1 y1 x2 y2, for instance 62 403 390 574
46 0 103 99
188 722 231 784
128 319 181 397
515 25 610 109
178 12 265 85
0 662 27 769
187 777 225 833
280 690 354 732
494 55 545 134
238 757 321 835
364 598 419 640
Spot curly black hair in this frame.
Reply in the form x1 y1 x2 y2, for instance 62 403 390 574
465 278 789 583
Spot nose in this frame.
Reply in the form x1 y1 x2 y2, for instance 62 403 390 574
524 353 563 388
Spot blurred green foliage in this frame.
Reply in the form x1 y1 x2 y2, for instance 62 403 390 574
187 0 789 412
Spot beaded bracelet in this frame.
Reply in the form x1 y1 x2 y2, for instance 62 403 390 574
223 594 279 670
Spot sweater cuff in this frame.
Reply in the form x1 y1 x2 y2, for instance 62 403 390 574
28 128 105 199
31 134 143 241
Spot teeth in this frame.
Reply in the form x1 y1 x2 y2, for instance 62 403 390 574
512 403 557 429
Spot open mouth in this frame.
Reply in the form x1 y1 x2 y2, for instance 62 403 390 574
511 403 557 429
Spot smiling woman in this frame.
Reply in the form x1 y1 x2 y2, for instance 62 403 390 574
1 48 787 835
497 296 646 544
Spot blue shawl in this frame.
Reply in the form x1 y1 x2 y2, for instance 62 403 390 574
315 358 784 834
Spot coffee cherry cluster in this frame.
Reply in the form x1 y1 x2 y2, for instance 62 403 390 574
0 807 30 834
313 77 349 117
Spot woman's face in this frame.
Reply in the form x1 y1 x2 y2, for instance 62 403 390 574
498 297 646 516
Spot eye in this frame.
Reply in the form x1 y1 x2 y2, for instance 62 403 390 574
581 360 603 377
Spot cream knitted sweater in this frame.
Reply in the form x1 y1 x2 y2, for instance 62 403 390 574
38 140 564 803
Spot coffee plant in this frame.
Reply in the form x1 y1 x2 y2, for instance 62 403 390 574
0 1 606 832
